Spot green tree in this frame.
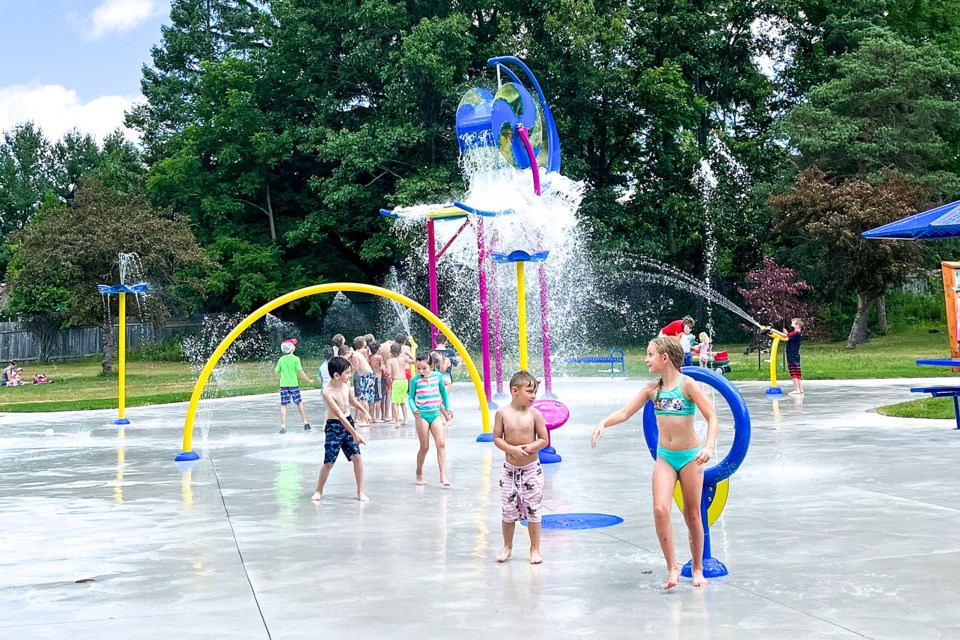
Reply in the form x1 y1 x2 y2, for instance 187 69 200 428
0 122 55 235
781 31 960 195
6 179 211 373
769 169 931 347
126 0 271 161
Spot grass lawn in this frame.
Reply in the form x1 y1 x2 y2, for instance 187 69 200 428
3 329 957 414
0 357 326 413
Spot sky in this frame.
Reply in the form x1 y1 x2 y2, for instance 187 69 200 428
0 0 170 142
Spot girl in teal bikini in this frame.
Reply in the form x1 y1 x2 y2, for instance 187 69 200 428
591 336 719 589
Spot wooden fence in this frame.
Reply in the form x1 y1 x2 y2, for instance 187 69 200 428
0 322 184 362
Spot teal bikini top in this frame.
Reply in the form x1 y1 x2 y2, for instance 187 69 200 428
653 375 696 416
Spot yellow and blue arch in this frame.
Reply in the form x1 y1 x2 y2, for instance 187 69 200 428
176 283 491 461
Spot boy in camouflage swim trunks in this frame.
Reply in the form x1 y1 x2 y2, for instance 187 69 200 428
312 356 373 503
493 371 549 564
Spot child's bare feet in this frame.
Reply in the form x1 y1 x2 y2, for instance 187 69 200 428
416 476 426 486
357 492 369 502
440 477 451 488
496 547 512 563
530 550 542 564
663 567 680 589
691 569 708 587
310 491 322 502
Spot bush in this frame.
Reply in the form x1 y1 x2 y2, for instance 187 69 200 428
130 336 185 362
885 292 946 333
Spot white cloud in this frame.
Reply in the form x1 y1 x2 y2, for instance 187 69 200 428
78 0 164 40
0 84 141 142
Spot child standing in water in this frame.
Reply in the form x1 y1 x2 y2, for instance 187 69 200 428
494 371 548 564
387 343 409 426
408 353 452 487
312 356 372 503
769 319 804 395
591 337 718 589
697 332 712 367
275 339 313 434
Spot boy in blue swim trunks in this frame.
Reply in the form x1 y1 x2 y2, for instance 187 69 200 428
276 339 314 434
592 336 719 589
312 356 373 503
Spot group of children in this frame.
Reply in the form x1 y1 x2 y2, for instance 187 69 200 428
273 317 805 587
658 315 713 367
274 333 456 502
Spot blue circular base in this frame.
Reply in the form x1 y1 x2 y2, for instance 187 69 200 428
538 446 562 464
493 392 509 402
521 513 623 530
681 556 728 578
476 432 494 443
114 418 130 425
175 451 200 462
486 400 499 410
765 387 783 396
543 391 559 400
174 459 200 473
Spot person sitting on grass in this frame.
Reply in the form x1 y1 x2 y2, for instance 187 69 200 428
3 361 23 387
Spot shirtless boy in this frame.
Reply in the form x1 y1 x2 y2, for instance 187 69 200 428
350 337 375 425
387 342 411 426
494 371 549 564
312 356 373 503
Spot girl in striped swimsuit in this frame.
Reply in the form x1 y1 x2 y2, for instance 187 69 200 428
409 354 453 487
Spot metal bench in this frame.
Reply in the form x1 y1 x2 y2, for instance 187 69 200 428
909 385 960 429
563 349 625 378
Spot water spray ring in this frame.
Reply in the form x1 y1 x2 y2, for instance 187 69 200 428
641 366 750 486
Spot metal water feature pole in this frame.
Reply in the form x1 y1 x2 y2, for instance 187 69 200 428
492 250 550 374
97 282 149 425
477 218 495 408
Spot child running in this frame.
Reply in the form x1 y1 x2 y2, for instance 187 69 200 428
312 356 372 503
408 353 452 487
494 371 548 564
275 339 313 434
591 337 718 588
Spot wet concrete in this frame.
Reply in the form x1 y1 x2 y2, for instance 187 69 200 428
2 376 959 639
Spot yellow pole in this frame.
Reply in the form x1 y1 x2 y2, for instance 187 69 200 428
118 291 126 421
517 261 527 371
179 284 491 457
408 334 418 378
769 334 782 390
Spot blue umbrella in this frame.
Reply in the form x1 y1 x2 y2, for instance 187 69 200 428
862 199 960 240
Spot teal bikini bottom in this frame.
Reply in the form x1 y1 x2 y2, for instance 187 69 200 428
657 445 701 472
418 409 442 425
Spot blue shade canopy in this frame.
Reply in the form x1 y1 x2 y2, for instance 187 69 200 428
862 200 960 240
491 250 550 263
98 283 150 295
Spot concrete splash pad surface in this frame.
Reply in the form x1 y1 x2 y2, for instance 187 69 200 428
2 377 959 639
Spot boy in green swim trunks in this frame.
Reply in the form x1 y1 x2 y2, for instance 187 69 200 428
591 336 718 590
387 342 410 427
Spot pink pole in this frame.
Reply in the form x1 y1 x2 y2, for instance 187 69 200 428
516 125 542 196
477 219 493 404
539 262 555 397
490 247 504 397
428 218 439 349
